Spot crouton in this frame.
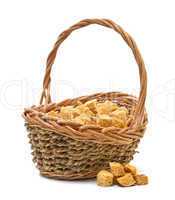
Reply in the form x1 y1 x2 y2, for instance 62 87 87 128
97 170 114 187
109 162 125 177
134 174 148 185
111 116 125 128
60 106 78 120
76 104 94 116
124 164 137 175
111 109 128 122
97 114 112 127
85 99 97 113
47 110 59 117
73 114 92 125
117 173 136 187
96 100 118 115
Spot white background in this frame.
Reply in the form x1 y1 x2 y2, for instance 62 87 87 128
0 0 175 199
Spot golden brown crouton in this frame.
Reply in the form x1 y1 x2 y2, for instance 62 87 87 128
96 100 118 115
60 106 78 120
118 106 129 114
117 173 136 187
85 99 97 113
97 170 114 187
73 114 92 125
76 104 94 116
47 110 59 117
134 174 148 185
124 164 137 175
109 162 125 177
111 110 128 121
97 114 112 127
111 116 125 128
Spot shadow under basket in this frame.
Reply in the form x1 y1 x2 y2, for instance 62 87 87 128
23 18 148 180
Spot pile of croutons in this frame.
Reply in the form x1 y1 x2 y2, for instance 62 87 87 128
97 162 148 187
47 99 129 128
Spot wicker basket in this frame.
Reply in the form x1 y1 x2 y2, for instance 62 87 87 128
23 18 148 180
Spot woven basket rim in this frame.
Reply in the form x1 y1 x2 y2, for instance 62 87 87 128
23 91 148 145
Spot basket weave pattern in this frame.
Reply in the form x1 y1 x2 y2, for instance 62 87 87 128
23 19 148 180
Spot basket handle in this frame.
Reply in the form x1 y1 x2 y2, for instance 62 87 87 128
40 18 147 125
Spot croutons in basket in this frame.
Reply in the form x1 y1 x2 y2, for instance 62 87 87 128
23 18 148 180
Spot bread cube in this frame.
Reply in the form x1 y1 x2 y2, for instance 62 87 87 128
97 114 112 127
109 162 125 177
111 116 125 128
76 104 94 116
124 164 137 175
118 106 129 114
111 110 128 121
117 173 136 187
47 110 59 117
60 106 78 120
97 170 113 187
73 114 92 125
85 99 97 113
134 174 148 185
96 100 118 115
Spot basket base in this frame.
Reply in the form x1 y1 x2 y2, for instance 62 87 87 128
27 124 139 180
40 170 98 180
